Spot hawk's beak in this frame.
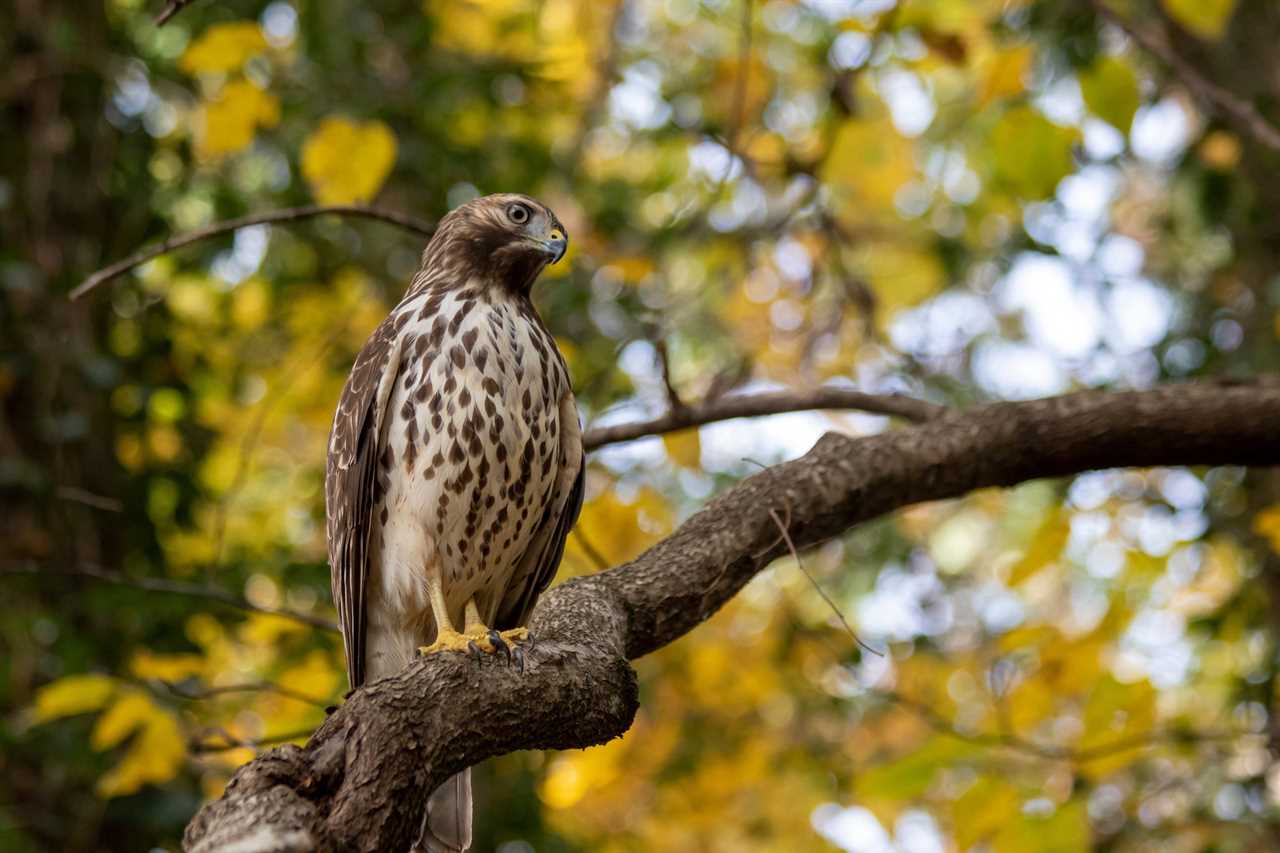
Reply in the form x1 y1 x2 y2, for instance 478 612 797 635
539 228 568 264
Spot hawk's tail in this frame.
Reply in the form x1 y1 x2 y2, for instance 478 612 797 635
417 769 472 853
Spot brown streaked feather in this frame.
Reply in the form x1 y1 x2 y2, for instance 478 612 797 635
494 368 585 630
495 457 585 630
326 317 404 689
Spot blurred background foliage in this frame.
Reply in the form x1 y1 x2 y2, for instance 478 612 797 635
3 0 1280 850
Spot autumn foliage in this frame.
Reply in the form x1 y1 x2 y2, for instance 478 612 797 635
4 0 1280 851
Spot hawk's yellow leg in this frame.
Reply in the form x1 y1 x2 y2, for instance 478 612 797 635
418 591 528 656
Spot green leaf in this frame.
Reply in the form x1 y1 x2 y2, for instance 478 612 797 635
994 800 1090 853
1079 56 1141 134
989 106 1080 199
1160 0 1238 40
857 736 979 800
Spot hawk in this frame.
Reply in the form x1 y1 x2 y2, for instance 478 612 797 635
325 194 584 853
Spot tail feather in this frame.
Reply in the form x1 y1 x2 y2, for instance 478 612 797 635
415 768 472 853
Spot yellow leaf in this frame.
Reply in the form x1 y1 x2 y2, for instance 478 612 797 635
129 649 207 682
426 0 536 60
994 800 1089 853
980 45 1033 106
90 690 155 751
179 21 268 75
231 277 272 330
953 778 1020 849
301 116 398 204
663 429 701 469
32 674 116 723
822 118 915 214
196 79 280 159
96 708 186 797
1007 510 1070 585
851 243 946 317
1254 505 1280 552
1160 0 1237 40
1079 56 1141 133
1078 676 1156 779
1199 130 1242 170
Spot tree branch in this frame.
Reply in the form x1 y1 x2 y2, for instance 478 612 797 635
581 386 944 450
0 561 338 633
185 381 1280 852
1091 0 1280 152
70 205 435 301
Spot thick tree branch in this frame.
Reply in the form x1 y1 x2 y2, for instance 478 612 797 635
70 205 435 301
581 386 944 450
185 381 1280 852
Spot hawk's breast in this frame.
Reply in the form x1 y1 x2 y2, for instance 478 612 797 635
369 283 569 628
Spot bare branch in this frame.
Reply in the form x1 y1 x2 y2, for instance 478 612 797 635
0 561 338 633
882 689 1236 763
185 381 1280 851
581 386 944 451
71 205 435 301
189 726 319 754
155 0 198 26
155 679 333 708
653 338 686 412
723 0 755 165
54 486 123 512
1091 0 1280 152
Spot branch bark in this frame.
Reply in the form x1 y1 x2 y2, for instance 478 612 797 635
184 381 1280 852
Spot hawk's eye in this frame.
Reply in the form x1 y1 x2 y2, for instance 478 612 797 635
507 203 531 225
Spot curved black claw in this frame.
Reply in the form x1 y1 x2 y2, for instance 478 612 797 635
488 628 511 661
511 643 526 674
466 639 486 657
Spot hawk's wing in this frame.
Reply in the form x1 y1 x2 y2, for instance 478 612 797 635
495 392 586 630
326 315 405 690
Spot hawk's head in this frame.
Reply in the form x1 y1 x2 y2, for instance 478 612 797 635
421 193 568 293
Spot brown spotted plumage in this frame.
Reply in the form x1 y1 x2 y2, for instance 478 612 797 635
325 194 583 853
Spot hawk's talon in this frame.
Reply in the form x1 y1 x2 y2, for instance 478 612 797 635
488 628 510 659
419 625 529 659
417 627 477 656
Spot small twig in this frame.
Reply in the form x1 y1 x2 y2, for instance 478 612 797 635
0 561 338 633
571 528 611 571
155 0 199 27
1090 0 1280 152
189 726 316 754
54 486 123 512
156 679 332 708
71 205 435 301
767 506 881 656
653 338 686 412
563 0 628 165
722 0 755 174
883 688 1238 763
581 386 944 451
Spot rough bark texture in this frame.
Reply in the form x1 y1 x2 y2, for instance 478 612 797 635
184 381 1280 852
